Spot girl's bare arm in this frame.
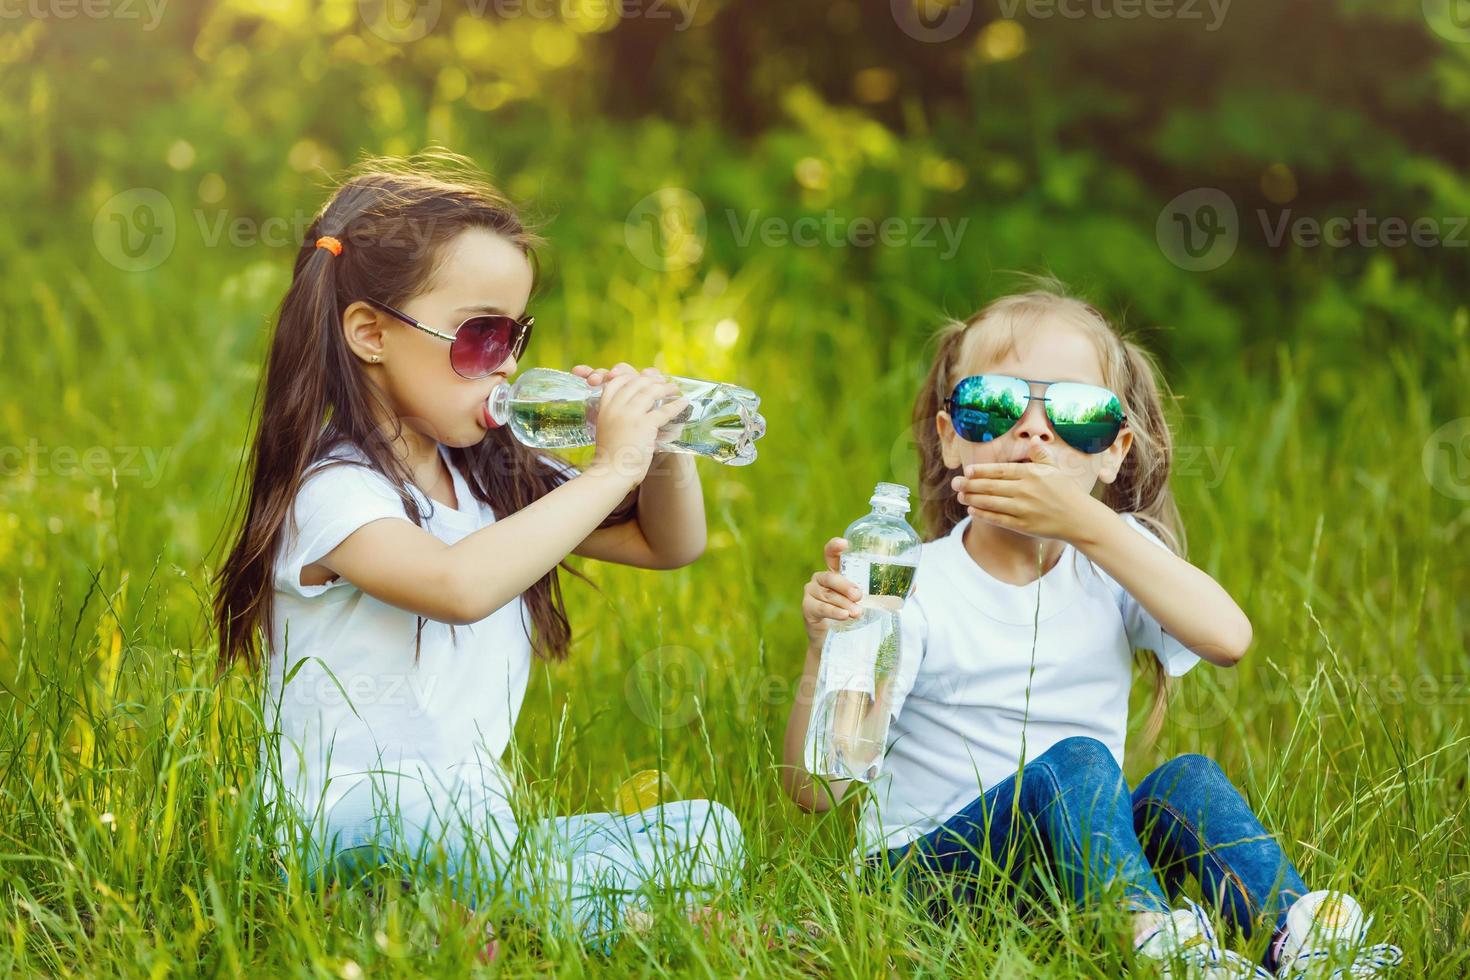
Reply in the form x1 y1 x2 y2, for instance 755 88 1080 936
569 363 707 569
781 536 861 811
1072 502 1253 666
314 374 686 624
316 459 642 625
573 452 705 569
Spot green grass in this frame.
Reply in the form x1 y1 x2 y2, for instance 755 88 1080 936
0 197 1467 978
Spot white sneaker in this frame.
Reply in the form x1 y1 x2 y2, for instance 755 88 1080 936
1273 891 1403 977
1135 897 1272 979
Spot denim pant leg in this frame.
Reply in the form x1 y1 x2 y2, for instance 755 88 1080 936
1132 753 1307 946
887 736 1170 915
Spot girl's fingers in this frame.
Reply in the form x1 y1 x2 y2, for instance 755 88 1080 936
804 585 853 616
963 462 1027 480
969 506 1019 529
823 536 849 572
604 374 651 411
809 580 855 605
814 570 860 599
952 476 1010 496
810 601 852 622
642 384 684 419
957 492 1021 515
594 365 667 389
582 363 642 387
817 587 859 612
634 378 675 413
652 396 690 425
574 364 614 385
599 372 636 409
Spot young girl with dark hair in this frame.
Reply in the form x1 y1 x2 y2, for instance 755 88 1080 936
214 152 742 956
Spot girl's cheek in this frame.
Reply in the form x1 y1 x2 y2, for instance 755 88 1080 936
967 443 1000 464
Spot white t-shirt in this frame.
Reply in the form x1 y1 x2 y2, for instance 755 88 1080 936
858 513 1201 855
259 442 575 832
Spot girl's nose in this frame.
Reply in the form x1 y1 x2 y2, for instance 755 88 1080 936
1011 399 1054 443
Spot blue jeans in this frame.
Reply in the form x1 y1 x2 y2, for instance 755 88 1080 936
883 736 1307 949
273 778 745 945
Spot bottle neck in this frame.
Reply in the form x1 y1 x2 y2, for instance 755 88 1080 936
486 383 511 428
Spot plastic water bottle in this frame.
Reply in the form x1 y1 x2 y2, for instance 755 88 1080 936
486 367 767 466
805 482 922 782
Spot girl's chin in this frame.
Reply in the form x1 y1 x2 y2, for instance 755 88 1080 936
443 428 488 450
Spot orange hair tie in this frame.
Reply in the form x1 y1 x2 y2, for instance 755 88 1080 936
315 235 343 256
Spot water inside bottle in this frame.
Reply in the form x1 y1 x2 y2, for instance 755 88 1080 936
506 396 596 448
805 482 922 782
488 369 765 464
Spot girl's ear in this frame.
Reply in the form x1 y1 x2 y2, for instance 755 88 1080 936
935 412 963 470
1095 427 1134 484
341 300 386 365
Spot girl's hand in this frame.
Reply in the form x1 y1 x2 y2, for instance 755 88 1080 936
952 441 1111 543
802 537 864 646
573 361 667 388
589 372 688 486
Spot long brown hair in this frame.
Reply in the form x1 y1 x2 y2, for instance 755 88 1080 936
213 151 625 675
911 280 1182 743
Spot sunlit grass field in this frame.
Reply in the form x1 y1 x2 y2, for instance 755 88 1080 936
0 159 1467 976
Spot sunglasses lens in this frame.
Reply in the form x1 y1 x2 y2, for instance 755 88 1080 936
449 316 516 379
1045 382 1125 453
949 375 1028 443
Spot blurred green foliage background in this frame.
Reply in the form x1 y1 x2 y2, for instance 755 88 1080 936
0 1 1467 973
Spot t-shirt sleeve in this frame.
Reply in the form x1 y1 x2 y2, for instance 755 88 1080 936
1117 515 1201 678
274 461 410 598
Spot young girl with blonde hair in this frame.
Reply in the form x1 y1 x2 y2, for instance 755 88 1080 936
783 285 1401 978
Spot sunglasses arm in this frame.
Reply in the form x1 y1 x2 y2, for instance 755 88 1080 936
365 297 457 343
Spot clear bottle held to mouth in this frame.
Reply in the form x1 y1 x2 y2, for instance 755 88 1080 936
485 367 767 466
804 482 922 783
